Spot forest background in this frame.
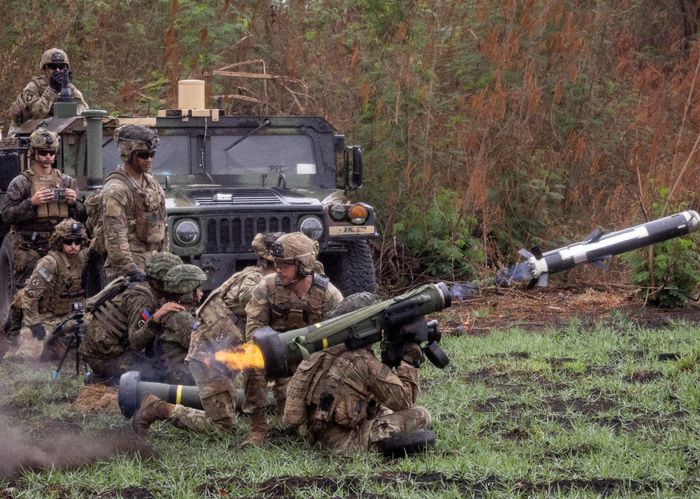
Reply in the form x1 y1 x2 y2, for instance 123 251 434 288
3 0 700 298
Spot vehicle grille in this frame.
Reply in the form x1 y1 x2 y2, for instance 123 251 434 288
204 215 295 253
193 189 283 206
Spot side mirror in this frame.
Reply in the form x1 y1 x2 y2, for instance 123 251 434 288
342 145 363 190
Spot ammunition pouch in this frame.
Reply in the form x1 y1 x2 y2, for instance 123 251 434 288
29 323 46 341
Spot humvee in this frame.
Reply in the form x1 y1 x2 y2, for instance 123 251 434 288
0 80 377 326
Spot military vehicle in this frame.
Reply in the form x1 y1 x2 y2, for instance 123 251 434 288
0 79 377 326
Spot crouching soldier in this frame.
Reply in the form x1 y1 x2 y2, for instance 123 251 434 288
4 219 88 361
284 293 435 456
79 252 182 384
130 232 280 435
144 264 207 385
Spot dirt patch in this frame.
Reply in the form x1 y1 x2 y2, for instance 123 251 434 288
447 286 700 334
73 384 119 414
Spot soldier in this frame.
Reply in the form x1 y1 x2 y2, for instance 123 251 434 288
3 219 88 361
145 264 208 385
79 251 182 384
130 232 280 435
8 48 89 135
243 231 343 446
101 124 168 281
2 128 85 288
284 293 435 455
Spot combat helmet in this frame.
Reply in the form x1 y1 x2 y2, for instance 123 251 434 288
28 128 60 159
39 48 70 70
49 218 85 250
163 264 207 298
251 232 284 264
270 232 319 276
145 252 183 291
114 124 160 162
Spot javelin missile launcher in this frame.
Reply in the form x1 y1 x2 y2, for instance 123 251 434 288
504 210 700 286
253 282 452 378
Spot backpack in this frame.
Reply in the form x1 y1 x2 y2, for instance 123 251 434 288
85 170 130 256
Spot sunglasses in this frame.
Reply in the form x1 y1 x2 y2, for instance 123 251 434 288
46 63 68 71
135 151 156 159
64 239 83 246
37 149 56 157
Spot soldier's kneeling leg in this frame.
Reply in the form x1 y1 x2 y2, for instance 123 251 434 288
193 370 238 430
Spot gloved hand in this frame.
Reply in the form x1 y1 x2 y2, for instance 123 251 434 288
49 71 63 91
29 324 46 341
127 269 148 282
401 342 424 368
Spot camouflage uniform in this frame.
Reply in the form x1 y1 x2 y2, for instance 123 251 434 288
1 130 85 288
8 48 88 135
173 234 279 432
102 125 168 280
79 251 182 384
147 309 197 385
244 266 343 415
284 344 431 452
4 219 87 361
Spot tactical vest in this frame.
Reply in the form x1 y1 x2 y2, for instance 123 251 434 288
104 170 166 247
26 169 69 220
86 281 155 350
285 345 378 429
38 250 86 315
265 273 330 331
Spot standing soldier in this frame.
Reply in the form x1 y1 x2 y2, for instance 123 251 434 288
2 128 85 335
101 124 168 281
8 48 89 135
3 219 88 361
79 252 181 385
243 232 343 446
130 232 280 435
284 293 435 455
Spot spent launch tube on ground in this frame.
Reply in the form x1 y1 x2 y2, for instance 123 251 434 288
252 282 452 378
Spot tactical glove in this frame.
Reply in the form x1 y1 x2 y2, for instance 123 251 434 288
128 270 148 282
29 324 46 341
401 342 424 368
49 71 63 92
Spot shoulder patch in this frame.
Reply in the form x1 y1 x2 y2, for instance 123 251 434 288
37 266 52 282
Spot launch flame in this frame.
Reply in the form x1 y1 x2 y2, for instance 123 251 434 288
214 342 265 370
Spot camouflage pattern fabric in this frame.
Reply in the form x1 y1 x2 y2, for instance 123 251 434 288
79 282 159 384
3 249 87 361
146 309 197 385
284 344 431 452
1 170 85 288
243 272 342 415
8 75 88 134
114 124 159 161
101 167 168 280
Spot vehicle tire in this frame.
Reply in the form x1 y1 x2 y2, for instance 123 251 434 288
0 233 15 329
324 240 377 296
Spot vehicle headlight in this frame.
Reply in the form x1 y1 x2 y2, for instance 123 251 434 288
329 203 347 221
299 216 324 240
173 219 200 246
349 203 369 224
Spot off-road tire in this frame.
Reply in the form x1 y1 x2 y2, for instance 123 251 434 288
0 234 15 329
324 240 376 296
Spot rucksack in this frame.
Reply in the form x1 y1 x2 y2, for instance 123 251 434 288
85 170 130 256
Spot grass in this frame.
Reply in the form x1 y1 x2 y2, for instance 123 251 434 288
2 316 700 497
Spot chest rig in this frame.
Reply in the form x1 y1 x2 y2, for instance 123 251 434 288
40 250 86 315
107 170 166 246
265 273 329 331
27 169 69 220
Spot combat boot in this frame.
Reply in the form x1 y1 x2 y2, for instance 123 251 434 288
132 394 175 435
241 411 268 447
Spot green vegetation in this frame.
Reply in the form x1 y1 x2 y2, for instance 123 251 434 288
2 317 700 497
